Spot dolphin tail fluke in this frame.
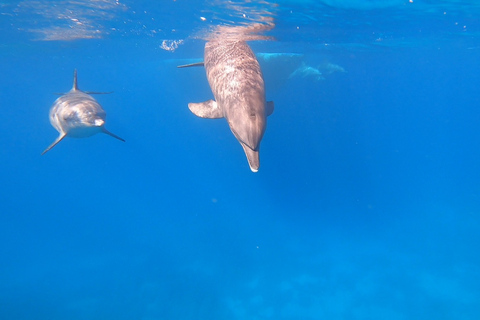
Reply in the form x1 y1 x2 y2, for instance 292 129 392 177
177 62 205 68
266 101 274 116
188 100 224 119
102 127 125 142
241 143 260 172
42 133 67 155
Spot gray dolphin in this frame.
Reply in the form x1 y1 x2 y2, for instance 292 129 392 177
42 69 125 155
179 40 274 172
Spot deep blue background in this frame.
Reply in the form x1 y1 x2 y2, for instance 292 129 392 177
1 1 479 319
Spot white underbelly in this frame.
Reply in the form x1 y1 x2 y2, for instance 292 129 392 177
67 126 102 138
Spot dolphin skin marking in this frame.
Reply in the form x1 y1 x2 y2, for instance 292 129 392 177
42 70 124 155
179 40 274 172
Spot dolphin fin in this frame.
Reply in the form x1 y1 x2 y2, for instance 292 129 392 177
84 91 114 95
266 101 274 116
53 91 112 95
72 69 78 91
188 100 224 119
177 62 205 68
102 127 125 142
53 69 80 95
241 143 260 172
57 69 111 95
42 133 67 155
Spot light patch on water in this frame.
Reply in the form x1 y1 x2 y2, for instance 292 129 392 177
14 0 128 41
279 0 407 10
160 39 184 52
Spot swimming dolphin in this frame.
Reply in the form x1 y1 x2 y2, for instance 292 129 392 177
179 40 274 172
42 69 125 155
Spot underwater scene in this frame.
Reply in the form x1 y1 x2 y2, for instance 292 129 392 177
1 0 479 319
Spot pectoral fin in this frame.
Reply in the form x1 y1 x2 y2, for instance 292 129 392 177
42 133 67 155
177 62 205 68
84 91 114 95
188 100 224 119
102 127 125 142
266 101 274 116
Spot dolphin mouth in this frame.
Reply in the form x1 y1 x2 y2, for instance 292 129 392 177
230 127 259 151
240 142 260 172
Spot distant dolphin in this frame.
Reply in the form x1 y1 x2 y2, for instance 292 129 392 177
179 40 274 172
42 69 124 155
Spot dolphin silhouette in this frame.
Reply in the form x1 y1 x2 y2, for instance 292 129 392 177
42 69 124 155
179 40 274 172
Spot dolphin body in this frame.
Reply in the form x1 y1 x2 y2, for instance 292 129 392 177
179 40 274 172
42 70 125 155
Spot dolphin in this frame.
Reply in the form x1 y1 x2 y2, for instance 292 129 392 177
42 69 125 155
178 40 274 172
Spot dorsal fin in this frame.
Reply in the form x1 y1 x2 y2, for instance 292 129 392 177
72 69 78 91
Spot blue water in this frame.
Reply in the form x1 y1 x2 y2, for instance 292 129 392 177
1 1 480 319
